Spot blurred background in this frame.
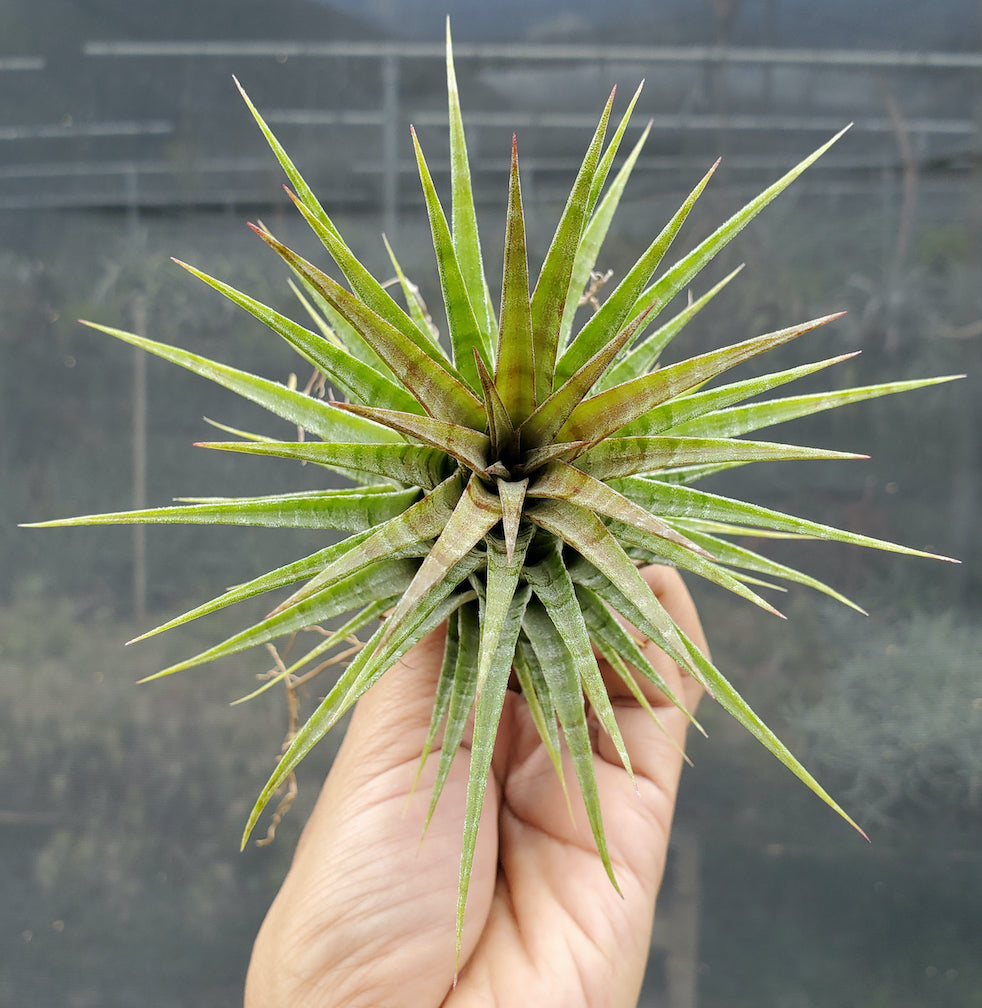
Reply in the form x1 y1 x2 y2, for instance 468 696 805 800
2 2 980 1005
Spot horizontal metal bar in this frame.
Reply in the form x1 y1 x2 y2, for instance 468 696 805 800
1 174 973 213
0 56 45 71
267 108 976 136
0 120 173 142
0 156 270 180
83 39 982 71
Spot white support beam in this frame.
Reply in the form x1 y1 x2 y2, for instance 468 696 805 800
0 120 174 142
83 39 982 71
0 56 45 71
265 107 976 137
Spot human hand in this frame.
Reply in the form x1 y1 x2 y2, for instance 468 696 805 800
245 564 707 1008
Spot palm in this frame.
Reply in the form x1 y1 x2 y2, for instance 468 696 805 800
246 566 704 1008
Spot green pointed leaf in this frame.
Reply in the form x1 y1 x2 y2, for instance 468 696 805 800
679 628 867 837
602 264 745 390
77 320 398 444
496 478 529 563
27 485 419 532
474 350 514 460
627 126 851 327
374 473 502 655
413 609 460 789
615 477 960 562
289 270 398 380
575 583 701 733
243 580 478 849
530 90 614 404
195 440 451 489
555 157 719 386
666 374 966 439
522 598 619 890
268 471 465 616
173 259 420 414
671 524 866 613
559 313 844 442
411 126 491 390
382 234 442 350
556 91 648 351
229 599 390 704
128 528 379 644
565 553 713 697
528 460 711 558
525 547 633 779
332 402 490 474
576 435 864 481
250 225 486 427
425 602 481 834
586 81 644 217
237 77 441 361
456 583 530 961
617 352 860 438
234 75 342 244
322 552 483 728
148 558 418 679
512 635 565 785
527 498 700 682
287 277 344 347
607 516 785 618
517 441 588 474
495 136 536 423
446 20 496 340
279 184 445 367
521 303 655 448
479 529 532 689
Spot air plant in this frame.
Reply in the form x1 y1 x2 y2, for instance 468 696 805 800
27 24 960 955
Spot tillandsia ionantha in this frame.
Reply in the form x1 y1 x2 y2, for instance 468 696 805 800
27 24 961 956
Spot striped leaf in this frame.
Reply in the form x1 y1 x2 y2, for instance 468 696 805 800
332 402 490 474
617 352 860 438
602 264 745 390
148 558 418 679
196 440 451 489
576 435 864 480
173 259 420 414
494 136 536 423
243 582 479 848
455 583 530 961
555 157 719 386
529 89 614 404
251 225 486 427
558 313 844 442
615 477 960 562
27 486 419 532
128 528 379 644
522 599 618 889
556 92 649 350
411 126 492 389
525 546 634 779
626 126 851 328
446 19 496 340
77 321 397 444
667 375 965 439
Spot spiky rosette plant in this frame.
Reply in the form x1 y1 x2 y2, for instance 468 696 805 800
29 27 960 952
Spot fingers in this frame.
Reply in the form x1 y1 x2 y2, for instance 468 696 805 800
340 621 450 771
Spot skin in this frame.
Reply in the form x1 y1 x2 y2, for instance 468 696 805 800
245 565 708 1008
